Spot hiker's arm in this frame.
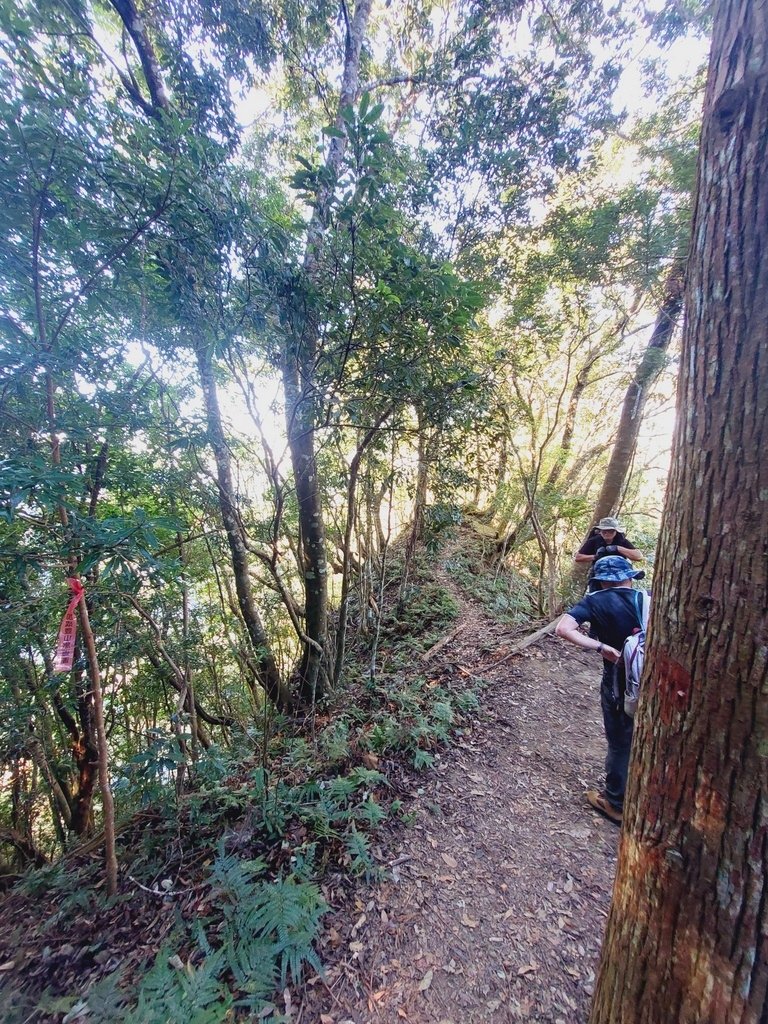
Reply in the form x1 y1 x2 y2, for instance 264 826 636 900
616 545 642 561
592 542 642 561
574 551 595 563
555 615 621 663
574 536 598 563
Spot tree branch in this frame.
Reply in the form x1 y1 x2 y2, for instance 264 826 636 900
108 0 170 115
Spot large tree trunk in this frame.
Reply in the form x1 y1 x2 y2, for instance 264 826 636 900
589 261 685 529
590 4 768 1021
196 341 290 711
283 0 374 703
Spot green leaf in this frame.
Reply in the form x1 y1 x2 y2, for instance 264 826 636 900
363 103 384 125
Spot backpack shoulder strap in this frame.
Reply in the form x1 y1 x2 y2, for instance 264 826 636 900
636 589 650 630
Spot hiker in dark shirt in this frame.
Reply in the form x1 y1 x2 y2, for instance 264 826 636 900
574 515 642 565
555 555 647 825
574 516 642 594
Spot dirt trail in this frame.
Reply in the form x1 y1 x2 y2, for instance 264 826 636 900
304 574 619 1023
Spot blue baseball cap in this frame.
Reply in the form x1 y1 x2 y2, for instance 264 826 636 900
592 555 644 582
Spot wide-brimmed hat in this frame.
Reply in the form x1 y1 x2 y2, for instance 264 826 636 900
597 516 622 531
592 555 643 582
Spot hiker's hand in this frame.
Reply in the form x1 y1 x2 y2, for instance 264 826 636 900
600 645 621 663
594 546 607 559
604 544 618 554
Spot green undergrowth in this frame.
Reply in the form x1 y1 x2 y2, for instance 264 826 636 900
2 542 488 1023
378 576 460 660
403 506 537 625
442 530 536 625
336 542 463 678
3 644 483 1023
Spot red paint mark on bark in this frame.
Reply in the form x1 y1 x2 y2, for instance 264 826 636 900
649 651 692 723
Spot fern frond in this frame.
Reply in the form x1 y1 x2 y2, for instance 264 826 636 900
354 796 386 828
125 948 232 1024
208 850 267 904
344 826 375 878
224 931 276 998
325 776 357 802
413 749 435 769
348 767 386 788
430 700 454 725
233 876 327 987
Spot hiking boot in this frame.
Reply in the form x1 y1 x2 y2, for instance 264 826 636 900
585 789 623 825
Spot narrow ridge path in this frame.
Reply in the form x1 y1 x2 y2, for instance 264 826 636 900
304 573 619 1023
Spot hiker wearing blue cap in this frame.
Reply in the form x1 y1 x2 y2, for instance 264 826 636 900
556 555 648 825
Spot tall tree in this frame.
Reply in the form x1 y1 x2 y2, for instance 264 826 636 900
587 259 685 530
282 0 374 702
590 1 768 1020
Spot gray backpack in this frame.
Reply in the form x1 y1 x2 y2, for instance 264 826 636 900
622 590 650 717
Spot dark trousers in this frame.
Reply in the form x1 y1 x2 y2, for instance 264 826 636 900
600 663 634 810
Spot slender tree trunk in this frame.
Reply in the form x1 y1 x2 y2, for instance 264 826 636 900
18 660 74 831
371 475 389 552
544 350 600 491
27 739 72 832
144 648 224 736
195 341 290 711
282 353 329 702
589 261 685 528
495 431 508 496
590 4 768 1020
402 417 430 588
472 433 484 508
42 648 98 837
333 409 392 687
283 0 374 704
369 436 396 683
569 267 685 593
108 0 170 116
77 597 117 895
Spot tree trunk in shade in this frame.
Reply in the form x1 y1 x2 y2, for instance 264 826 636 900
589 3 768 1022
196 341 290 711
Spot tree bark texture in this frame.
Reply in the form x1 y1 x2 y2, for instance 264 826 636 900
196 342 290 711
69 731 98 835
589 260 685 530
590 4 768 1022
